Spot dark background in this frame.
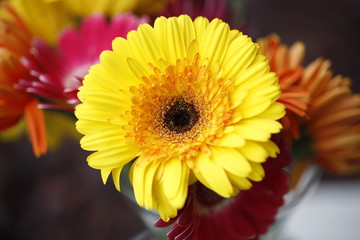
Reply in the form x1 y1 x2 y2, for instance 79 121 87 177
1 0 360 239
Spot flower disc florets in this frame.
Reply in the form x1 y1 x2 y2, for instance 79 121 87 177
127 55 233 165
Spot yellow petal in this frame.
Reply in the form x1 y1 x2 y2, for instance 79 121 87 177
234 61 270 88
99 49 141 88
193 152 234 197
193 16 209 43
80 126 126 151
230 89 248 109
240 118 283 135
233 124 271 142
76 119 109 135
132 159 160 209
112 166 123 191
235 97 271 119
215 132 246 148
210 146 251 177
187 39 199 62
87 144 139 169
257 102 286 120
101 168 112 184
137 23 166 63
238 141 269 163
199 18 230 70
247 162 265 182
127 57 150 79
227 171 252 190
75 103 118 122
222 35 257 79
161 158 189 209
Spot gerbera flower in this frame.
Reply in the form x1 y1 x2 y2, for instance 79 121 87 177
43 0 170 17
43 0 138 17
298 58 360 175
160 0 229 21
154 134 290 240
0 3 47 157
257 34 309 141
8 0 71 45
17 13 148 110
75 15 285 220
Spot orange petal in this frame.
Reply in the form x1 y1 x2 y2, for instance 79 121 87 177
24 98 47 157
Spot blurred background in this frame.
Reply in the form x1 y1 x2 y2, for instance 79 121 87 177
1 0 359 239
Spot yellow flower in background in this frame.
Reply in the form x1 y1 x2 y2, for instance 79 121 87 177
45 0 138 17
7 0 71 45
75 15 284 220
133 0 171 16
43 0 170 17
6 0 170 45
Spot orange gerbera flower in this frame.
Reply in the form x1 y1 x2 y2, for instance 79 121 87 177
299 58 360 175
0 3 47 157
258 34 309 141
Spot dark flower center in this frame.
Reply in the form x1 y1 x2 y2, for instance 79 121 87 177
164 99 199 133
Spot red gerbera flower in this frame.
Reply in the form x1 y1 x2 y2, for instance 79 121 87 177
154 135 290 240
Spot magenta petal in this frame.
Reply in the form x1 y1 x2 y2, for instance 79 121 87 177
108 13 149 42
21 56 42 75
31 39 66 80
58 28 82 69
80 14 107 61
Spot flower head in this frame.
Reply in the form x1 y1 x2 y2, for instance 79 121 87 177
8 0 71 45
0 3 47 157
258 34 309 141
299 58 360 175
17 13 148 110
154 134 291 240
75 15 285 220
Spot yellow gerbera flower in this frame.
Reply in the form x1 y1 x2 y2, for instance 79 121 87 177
7 0 169 45
8 0 71 45
43 0 170 17
46 0 138 17
75 15 285 221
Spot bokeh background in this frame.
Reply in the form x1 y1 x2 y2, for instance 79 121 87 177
1 0 359 239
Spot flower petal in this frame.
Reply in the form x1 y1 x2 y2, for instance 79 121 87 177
193 152 234 197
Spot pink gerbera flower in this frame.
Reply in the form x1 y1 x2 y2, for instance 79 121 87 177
154 135 291 240
17 13 148 110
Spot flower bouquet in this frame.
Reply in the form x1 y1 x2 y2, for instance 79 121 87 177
0 0 359 239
